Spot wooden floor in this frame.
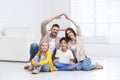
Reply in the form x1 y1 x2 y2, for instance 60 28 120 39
0 57 120 80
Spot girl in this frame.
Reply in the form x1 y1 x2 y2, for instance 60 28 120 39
53 37 75 71
64 14 103 71
24 41 56 74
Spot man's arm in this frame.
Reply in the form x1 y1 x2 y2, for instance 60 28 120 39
41 13 65 37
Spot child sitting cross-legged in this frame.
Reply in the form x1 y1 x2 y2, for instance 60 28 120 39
53 37 75 71
24 41 56 74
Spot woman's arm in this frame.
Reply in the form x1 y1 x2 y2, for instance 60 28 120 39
64 14 82 36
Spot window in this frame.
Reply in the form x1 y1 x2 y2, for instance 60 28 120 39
71 0 120 43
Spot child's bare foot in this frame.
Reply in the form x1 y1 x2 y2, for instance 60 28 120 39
24 65 30 69
27 66 33 71
31 70 39 74
54 67 58 71
95 63 103 69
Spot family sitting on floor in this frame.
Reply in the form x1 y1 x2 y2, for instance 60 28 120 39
24 13 103 74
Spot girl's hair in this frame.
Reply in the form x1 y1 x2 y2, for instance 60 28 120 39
39 41 49 50
38 41 49 56
60 37 69 44
65 28 76 41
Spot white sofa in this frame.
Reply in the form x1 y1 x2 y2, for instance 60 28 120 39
0 36 30 62
0 27 40 62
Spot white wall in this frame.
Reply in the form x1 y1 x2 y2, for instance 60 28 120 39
40 0 70 19
39 0 70 37
0 0 70 36
0 0 41 36
0 0 42 27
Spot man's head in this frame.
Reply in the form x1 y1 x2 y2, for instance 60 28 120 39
50 24 60 38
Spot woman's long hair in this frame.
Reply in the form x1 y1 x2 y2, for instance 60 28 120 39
65 28 76 41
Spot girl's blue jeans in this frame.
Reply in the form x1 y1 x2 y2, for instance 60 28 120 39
33 56 50 72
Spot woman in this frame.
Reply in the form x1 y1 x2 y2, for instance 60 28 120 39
64 14 103 71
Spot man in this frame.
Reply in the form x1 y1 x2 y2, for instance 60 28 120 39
29 13 65 60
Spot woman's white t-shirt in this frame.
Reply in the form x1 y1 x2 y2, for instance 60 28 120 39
70 44 77 54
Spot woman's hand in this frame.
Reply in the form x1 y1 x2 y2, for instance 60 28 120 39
64 14 72 22
55 13 65 19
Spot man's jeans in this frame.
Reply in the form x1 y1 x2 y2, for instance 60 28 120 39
30 43 39 60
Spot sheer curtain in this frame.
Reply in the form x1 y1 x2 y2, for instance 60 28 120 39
70 0 120 43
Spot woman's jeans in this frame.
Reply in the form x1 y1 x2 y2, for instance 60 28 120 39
30 43 39 60
33 56 50 72
53 62 75 71
75 58 95 71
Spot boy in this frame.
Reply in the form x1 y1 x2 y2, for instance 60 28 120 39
53 37 75 71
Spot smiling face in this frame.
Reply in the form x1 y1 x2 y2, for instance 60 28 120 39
40 41 49 52
60 37 68 51
65 28 76 40
66 30 75 39
51 26 59 37
60 40 68 50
